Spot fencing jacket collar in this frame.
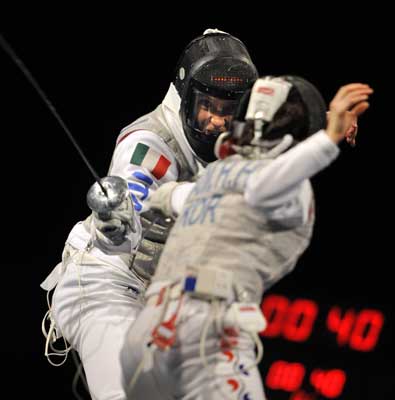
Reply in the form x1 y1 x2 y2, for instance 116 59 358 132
161 83 205 175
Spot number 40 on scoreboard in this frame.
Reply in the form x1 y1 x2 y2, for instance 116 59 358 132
260 294 384 351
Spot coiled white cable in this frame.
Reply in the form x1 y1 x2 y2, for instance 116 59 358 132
199 300 264 378
41 291 72 367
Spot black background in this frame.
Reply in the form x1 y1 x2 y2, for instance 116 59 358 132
1 8 393 400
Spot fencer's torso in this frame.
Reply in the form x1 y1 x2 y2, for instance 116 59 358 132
154 156 315 303
110 100 197 279
67 84 201 279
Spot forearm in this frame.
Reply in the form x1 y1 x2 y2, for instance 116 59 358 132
245 130 339 208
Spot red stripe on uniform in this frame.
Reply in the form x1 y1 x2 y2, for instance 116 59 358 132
151 155 171 179
116 130 140 146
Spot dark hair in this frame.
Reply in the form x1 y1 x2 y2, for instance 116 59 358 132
263 87 309 142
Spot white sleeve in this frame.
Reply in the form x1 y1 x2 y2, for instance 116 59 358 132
171 182 196 216
245 130 339 224
260 180 313 227
109 130 179 213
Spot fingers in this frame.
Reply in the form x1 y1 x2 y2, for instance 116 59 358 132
335 83 373 100
345 124 358 147
339 89 372 107
342 100 369 148
347 91 372 108
350 101 370 116
330 84 373 115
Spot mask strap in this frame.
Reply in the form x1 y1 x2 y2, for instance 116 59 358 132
265 134 294 158
214 131 234 159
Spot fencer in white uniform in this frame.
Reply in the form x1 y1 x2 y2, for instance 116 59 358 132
120 77 372 399
40 29 258 400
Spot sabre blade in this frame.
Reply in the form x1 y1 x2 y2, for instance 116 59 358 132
0 33 107 196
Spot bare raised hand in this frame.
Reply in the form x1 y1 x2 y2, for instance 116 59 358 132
326 83 373 145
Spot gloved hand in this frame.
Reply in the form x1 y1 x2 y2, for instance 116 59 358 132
146 181 179 219
87 176 136 245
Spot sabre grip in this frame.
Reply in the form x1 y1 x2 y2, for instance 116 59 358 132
87 176 136 245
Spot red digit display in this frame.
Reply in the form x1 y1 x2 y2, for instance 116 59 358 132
261 295 290 337
261 294 385 352
261 295 318 341
327 306 384 351
261 295 386 399
266 361 347 399
310 368 346 398
283 299 318 342
326 306 356 346
349 309 385 351
265 360 305 392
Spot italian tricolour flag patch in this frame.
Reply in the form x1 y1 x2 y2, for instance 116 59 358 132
130 143 171 180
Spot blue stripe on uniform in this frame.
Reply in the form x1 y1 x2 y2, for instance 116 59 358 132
128 182 149 201
130 193 142 212
132 171 154 186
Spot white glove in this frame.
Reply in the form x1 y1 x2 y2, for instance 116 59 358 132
147 181 179 219
147 181 195 219
87 176 136 245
